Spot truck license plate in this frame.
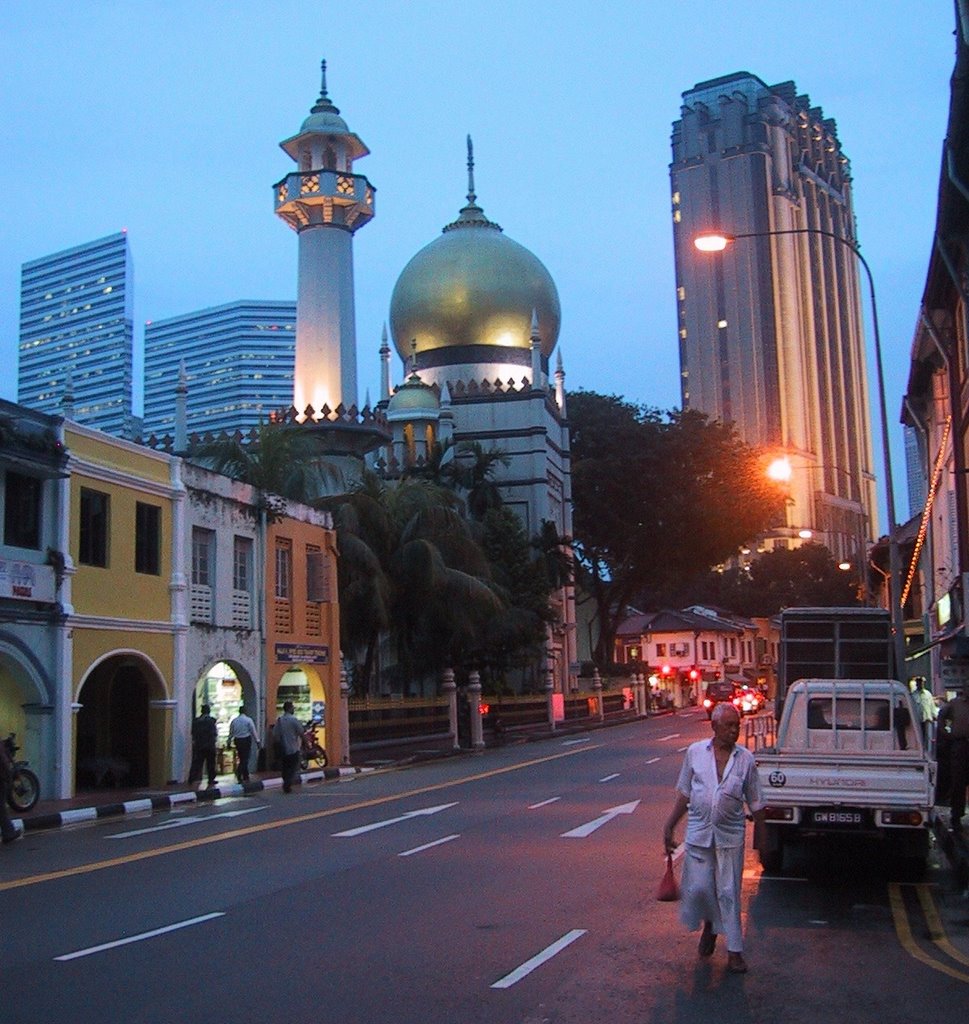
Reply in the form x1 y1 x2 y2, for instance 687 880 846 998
812 810 863 825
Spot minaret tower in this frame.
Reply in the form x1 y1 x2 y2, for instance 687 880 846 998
274 60 375 416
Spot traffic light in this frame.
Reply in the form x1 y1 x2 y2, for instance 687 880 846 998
661 664 672 677
688 667 701 682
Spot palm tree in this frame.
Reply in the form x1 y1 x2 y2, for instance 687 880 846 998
450 441 510 520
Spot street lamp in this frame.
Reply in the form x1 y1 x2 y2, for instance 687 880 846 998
694 229 905 676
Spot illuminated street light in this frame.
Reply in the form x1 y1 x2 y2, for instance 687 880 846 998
695 228 904 675
766 456 793 483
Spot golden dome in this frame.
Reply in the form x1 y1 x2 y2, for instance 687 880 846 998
389 195 560 365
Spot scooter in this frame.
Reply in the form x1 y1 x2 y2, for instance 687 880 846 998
300 721 328 770
4 734 40 812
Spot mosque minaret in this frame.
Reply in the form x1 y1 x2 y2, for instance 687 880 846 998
274 60 375 416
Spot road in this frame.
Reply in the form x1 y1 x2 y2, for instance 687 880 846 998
1 709 966 1023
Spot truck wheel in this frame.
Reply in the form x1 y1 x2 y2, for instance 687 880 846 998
759 825 784 873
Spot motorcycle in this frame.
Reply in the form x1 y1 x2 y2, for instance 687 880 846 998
300 721 328 770
4 733 40 812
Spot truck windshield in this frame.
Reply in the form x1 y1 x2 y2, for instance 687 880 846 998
807 698 891 731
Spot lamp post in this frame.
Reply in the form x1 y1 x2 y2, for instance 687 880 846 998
695 229 905 677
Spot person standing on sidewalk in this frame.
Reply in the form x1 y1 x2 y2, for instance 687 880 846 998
663 703 765 974
274 701 303 793
0 735 23 845
938 688 969 832
912 678 937 752
228 705 260 782
188 703 218 788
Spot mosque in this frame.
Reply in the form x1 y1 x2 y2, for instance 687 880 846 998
273 62 578 694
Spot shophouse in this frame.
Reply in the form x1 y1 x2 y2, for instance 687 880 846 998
0 401 70 798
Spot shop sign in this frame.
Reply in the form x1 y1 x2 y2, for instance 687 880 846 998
940 657 969 688
275 642 330 665
0 560 55 603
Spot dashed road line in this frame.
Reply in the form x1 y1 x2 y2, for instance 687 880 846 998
55 912 225 961
398 834 460 857
491 929 587 989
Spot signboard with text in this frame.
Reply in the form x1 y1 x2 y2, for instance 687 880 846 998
0 560 55 603
274 642 330 665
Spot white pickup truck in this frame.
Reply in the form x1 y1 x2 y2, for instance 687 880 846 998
750 678 936 873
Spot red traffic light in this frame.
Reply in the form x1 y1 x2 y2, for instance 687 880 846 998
661 664 672 676
688 668 700 681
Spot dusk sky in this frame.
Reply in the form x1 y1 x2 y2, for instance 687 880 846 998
0 2 956 516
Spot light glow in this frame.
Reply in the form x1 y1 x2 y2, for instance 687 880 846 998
766 456 793 483
694 234 730 252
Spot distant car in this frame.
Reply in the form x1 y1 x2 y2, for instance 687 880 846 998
733 686 763 716
702 681 740 719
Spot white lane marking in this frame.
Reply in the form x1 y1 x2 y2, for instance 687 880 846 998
491 929 587 989
332 802 458 838
55 913 225 961
106 806 268 838
528 797 561 809
658 733 680 742
646 757 661 765
398 834 460 857
561 800 640 838
561 738 591 746
598 773 620 783
677 745 689 752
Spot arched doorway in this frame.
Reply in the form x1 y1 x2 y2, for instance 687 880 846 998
274 665 327 756
76 654 165 789
192 661 256 777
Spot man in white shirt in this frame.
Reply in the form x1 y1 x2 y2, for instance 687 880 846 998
663 703 765 974
227 705 260 782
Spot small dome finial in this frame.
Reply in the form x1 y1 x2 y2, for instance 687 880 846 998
466 134 476 206
320 59 328 99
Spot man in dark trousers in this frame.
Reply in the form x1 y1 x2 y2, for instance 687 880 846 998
188 703 218 788
274 701 304 793
1 736 23 844
938 688 969 832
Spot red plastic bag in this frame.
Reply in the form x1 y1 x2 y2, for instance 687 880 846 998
656 853 680 902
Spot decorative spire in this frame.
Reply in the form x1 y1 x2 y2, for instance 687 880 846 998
379 322 390 354
310 58 341 116
444 134 502 234
466 135 476 207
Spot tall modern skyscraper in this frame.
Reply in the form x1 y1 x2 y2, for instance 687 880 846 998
143 301 296 439
18 232 135 437
671 73 878 561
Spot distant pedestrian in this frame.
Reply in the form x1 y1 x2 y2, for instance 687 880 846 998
663 703 765 974
0 734 23 845
188 703 218 788
274 701 303 793
912 678 937 752
938 688 969 832
228 705 260 782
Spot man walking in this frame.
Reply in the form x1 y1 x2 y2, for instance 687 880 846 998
912 678 937 752
228 704 260 782
188 703 218 788
938 688 969 832
663 703 764 974
1 735 23 845
274 701 304 794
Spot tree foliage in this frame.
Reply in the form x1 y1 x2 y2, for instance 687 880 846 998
682 543 861 617
568 391 785 663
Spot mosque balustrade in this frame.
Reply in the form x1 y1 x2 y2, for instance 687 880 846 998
274 170 375 229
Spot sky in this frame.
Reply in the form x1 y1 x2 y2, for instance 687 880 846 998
0 1 957 520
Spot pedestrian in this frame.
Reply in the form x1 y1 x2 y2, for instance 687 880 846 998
937 687 969 832
274 700 304 793
228 704 261 782
0 735 24 845
663 703 765 974
912 678 937 752
188 703 218 788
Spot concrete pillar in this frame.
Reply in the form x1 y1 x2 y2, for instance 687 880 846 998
442 667 459 750
468 671 485 750
593 668 604 722
545 658 556 733
339 656 351 765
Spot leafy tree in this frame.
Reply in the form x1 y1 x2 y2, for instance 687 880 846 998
689 543 861 617
568 391 785 664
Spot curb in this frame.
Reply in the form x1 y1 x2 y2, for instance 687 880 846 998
12 765 373 836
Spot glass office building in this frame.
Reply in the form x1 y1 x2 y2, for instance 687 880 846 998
19 232 135 436
143 301 296 439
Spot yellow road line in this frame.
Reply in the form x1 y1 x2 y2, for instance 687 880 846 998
0 745 599 893
915 883 969 968
888 882 969 983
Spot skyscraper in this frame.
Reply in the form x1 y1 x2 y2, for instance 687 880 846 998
143 301 296 439
18 232 135 436
671 73 878 561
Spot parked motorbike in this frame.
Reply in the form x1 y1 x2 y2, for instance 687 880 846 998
4 733 40 812
300 721 328 770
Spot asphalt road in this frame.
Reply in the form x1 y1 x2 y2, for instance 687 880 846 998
1 710 966 1023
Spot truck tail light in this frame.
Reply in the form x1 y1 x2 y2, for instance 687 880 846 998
764 806 794 821
880 810 923 827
